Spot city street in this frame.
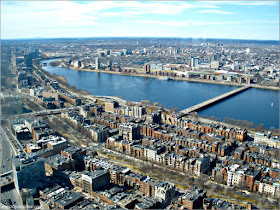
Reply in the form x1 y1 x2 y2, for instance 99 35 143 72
1 3 279 208
0 127 24 209
1 127 15 173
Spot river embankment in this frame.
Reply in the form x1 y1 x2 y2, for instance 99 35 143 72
53 61 279 91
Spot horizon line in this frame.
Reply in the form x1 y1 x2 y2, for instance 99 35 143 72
1 36 279 42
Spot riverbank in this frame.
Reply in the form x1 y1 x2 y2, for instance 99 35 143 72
42 59 279 130
58 64 279 91
251 84 280 91
34 62 90 96
67 66 244 87
41 60 278 132
194 116 278 136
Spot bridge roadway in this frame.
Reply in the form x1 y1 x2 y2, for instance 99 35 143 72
180 86 251 115
0 171 13 188
2 97 125 121
4 105 80 119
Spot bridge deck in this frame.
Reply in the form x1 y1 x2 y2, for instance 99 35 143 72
180 86 251 115
0 171 13 188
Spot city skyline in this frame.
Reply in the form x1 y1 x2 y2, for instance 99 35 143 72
1 1 279 40
1 2 279 208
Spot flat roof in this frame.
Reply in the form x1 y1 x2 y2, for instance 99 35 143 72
55 192 83 207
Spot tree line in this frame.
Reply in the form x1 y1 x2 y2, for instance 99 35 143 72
200 114 279 134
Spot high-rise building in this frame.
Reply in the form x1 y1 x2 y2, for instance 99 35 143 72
213 53 221 61
13 154 46 194
105 50 110 56
107 60 112 68
122 49 128 55
95 57 100 70
73 60 84 68
132 106 145 119
144 64 151 74
98 52 105 57
191 57 199 68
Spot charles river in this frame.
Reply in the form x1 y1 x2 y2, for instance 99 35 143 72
42 59 279 129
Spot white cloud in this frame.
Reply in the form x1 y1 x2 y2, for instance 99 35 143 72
134 20 241 27
236 1 277 6
2 1 219 20
99 1 217 17
1 1 277 40
135 20 190 27
204 1 277 6
1 1 101 39
1 1 98 28
197 10 237 15
1 1 221 39
246 20 279 24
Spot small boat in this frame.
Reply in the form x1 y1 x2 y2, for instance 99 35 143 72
271 103 273 107
158 77 172 81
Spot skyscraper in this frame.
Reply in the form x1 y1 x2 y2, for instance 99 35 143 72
144 64 150 74
191 57 199 68
107 60 112 68
95 57 100 70
105 50 110 56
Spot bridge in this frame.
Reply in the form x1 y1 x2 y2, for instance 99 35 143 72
1 106 79 120
2 96 125 120
180 86 251 115
0 171 14 188
3 102 99 119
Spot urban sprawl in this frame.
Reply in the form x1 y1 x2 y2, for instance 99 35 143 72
0 38 279 210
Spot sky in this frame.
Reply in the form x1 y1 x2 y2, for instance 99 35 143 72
1 1 279 40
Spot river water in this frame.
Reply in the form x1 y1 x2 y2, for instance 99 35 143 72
41 59 279 129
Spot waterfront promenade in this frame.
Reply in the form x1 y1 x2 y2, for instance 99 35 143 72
180 86 252 115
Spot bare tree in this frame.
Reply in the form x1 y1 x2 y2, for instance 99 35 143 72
258 123 264 131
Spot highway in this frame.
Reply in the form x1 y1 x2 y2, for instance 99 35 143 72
0 127 24 209
3 127 24 155
3 99 98 120
6 104 79 119
0 129 14 174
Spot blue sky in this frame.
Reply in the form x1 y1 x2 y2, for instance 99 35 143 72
1 1 279 40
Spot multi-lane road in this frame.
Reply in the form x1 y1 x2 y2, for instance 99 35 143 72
0 127 24 209
0 128 14 173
